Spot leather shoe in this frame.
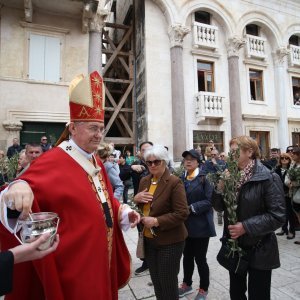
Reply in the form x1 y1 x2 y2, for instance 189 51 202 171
276 230 286 236
287 233 295 240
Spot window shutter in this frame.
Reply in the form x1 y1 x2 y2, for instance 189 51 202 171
45 36 61 82
28 34 45 80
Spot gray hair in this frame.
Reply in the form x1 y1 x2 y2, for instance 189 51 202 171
144 144 170 165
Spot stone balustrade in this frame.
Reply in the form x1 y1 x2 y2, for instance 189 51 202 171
245 34 267 59
195 92 225 123
193 22 218 50
289 44 300 67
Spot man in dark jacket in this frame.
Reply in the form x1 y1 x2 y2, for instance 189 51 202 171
6 138 22 159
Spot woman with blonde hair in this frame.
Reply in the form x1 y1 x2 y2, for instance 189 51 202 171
212 136 285 300
97 143 124 201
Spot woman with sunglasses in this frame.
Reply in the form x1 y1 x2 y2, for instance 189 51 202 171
275 153 295 239
134 144 189 300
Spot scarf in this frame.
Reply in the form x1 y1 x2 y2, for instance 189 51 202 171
236 159 255 196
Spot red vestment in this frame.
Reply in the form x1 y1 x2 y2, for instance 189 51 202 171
0 148 131 300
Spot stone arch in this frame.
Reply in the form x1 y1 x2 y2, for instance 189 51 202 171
284 23 300 44
150 0 177 26
236 11 282 48
179 0 235 37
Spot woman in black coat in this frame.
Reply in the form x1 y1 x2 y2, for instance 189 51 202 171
212 136 285 300
274 152 295 239
178 149 216 300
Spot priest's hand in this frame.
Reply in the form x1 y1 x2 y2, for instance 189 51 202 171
128 210 140 228
3 181 34 219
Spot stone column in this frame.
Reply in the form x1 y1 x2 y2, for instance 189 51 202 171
83 4 109 75
168 24 190 161
2 120 23 147
226 36 246 138
273 47 290 150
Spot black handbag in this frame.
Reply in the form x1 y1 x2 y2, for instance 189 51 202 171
217 243 250 276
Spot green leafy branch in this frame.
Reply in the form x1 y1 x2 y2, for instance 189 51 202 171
208 147 244 256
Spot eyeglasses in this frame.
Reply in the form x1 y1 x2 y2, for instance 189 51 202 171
220 155 225 157
146 160 162 167
42 138 47 141
280 157 289 160
286 149 293 153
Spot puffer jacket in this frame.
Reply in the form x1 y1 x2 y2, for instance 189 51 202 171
212 159 285 270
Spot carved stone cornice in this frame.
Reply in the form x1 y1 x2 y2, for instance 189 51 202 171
3 120 23 131
82 1 109 33
24 0 33 23
227 36 246 58
168 24 190 48
272 47 290 66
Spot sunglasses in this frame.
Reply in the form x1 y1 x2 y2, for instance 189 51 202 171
280 157 289 160
146 160 162 167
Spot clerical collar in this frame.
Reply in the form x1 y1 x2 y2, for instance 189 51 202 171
69 139 93 160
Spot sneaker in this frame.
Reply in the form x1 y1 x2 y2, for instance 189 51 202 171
134 264 149 276
179 282 193 298
194 289 208 300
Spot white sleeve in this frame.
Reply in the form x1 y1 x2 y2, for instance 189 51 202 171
0 180 29 233
119 204 132 232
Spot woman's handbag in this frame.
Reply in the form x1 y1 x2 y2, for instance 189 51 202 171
217 243 249 276
292 188 300 204
136 231 145 259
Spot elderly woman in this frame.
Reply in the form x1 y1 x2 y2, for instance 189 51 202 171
97 144 124 201
212 136 285 300
275 152 295 239
134 144 189 300
178 149 216 300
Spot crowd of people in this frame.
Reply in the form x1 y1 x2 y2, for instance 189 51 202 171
0 70 299 300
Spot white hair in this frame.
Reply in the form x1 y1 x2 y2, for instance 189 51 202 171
144 144 170 165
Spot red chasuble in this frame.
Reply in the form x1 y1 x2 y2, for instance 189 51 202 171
0 147 131 300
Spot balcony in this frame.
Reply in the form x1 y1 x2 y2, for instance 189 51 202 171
193 22 218 50
289 45 300 67
195 92 226 123
245 34 267 60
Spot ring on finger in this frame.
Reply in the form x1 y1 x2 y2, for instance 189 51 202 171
7 199 15 209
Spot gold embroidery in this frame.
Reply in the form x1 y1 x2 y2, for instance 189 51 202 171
92 76 101 88
78 106 90 117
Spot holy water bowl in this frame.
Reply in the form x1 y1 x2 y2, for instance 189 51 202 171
14 212 60 251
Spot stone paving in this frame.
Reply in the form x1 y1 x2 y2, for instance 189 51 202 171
119 214 300 300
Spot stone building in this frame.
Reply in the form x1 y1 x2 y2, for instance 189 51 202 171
1 0 300 161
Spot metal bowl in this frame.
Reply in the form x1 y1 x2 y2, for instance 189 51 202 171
14 212 60 250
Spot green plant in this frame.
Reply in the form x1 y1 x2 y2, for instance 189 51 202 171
207 148 244 257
